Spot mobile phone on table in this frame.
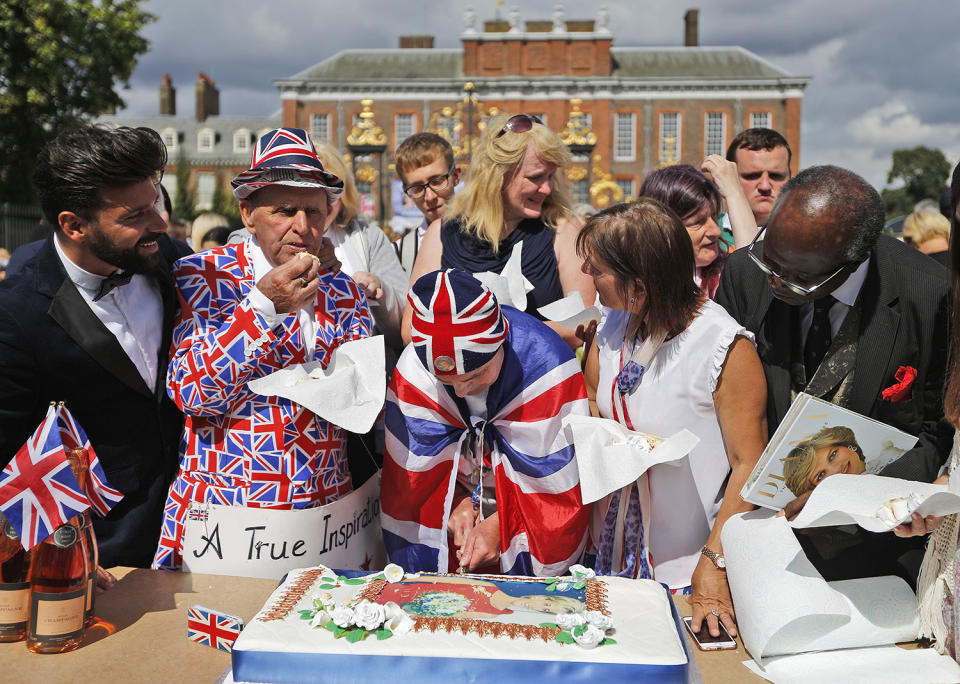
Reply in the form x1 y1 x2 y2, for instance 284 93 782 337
683 616 737 651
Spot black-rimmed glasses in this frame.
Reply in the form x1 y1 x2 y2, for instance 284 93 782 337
496 114 544 138
746 225 850 297
402 166 455 199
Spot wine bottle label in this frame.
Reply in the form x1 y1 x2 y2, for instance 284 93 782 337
52 524 80 549
2 519 18 542
0 582 30 626
29 588 85 641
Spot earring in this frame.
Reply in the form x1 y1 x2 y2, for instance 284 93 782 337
630 297 636 304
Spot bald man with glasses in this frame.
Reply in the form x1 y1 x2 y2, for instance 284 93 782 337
715 165 951 584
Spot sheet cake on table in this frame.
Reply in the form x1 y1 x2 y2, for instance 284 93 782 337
231 564 689 683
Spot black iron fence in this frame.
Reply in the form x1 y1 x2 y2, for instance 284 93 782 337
1 203 43 251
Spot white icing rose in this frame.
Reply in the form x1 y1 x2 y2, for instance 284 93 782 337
383 563 405 583
555 612 586 630
310 610 330 628
383 601 414 636
353 599 386 631
585 611 613 631
330 604 356 628
572 623 606 649
568 564 596 581
555 581 571 592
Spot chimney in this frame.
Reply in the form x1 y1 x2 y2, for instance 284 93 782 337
399 35 434 49
684 9 699 46
159 74 176 116
195 72 219 122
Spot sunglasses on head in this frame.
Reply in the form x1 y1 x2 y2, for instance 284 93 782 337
496 114 544 138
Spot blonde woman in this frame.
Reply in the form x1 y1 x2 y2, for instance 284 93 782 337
402 114 594 346
903 208 950 265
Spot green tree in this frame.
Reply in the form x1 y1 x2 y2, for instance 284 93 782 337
0 1 154 205
881 146 951 218
171 148 196 222
212 174 241 226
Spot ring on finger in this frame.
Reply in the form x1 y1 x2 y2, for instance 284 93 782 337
711 609 720 617
299 277 308 288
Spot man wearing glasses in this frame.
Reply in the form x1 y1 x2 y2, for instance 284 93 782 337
395 133 461 275
716 165 950 582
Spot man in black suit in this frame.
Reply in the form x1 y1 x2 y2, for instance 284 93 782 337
715 165 951 582
0 126 190 572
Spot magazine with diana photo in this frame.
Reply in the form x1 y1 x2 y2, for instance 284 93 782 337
740 393 919 510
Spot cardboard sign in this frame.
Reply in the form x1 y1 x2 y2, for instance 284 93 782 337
181 472 386 579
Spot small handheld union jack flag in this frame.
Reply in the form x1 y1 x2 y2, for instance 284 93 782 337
187 605 244 652
0 403 124 549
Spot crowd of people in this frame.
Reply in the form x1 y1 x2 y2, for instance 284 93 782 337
0 116 955 654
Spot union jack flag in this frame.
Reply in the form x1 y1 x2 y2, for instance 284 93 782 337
187 605 244 652
0 405 88 549
56 405 124 517
409 270 508 377
381 306 590 576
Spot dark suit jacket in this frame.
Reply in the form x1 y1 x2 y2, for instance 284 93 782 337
0 233 191 568
715 235 951 583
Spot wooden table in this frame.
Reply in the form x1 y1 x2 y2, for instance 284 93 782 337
1 568 764 684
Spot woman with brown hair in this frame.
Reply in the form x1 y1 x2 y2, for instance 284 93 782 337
402 114 594 346
579 199 768 639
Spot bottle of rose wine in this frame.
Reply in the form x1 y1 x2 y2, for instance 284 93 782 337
26 516 88 653
0 513 30 642
66 448 99 626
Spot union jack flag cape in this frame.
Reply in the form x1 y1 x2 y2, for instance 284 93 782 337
0 404 123 549
381 306 590 576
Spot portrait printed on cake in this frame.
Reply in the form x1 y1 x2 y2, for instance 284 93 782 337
377 575 586 625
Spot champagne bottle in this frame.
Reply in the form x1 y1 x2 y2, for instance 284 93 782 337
26 516 88 653
67 448 99 626
0 513 30 642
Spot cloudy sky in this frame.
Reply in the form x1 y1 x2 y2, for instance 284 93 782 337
118 0 960 190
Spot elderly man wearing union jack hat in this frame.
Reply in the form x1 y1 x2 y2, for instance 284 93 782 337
152 128 373 570
381 269 590 576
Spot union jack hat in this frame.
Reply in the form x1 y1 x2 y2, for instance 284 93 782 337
231 127 343 202
409 269 509 377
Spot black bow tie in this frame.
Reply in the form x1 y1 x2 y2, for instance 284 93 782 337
94 271 134 301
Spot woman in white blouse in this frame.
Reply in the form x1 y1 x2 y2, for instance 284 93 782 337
579 199 767 639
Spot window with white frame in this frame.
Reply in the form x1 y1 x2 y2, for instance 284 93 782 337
750 111 772 129
659 112 681 161
394 113 415 144
704 112 726 156
233 129 251 154
196 172 215 210
160 128 178 152
197 128 215 152
310 113 330 143
614 112 636 161
615 178 635 203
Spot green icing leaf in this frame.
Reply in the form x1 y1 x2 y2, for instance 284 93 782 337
343 578 366 585
545 583 556 593
544 577 559 585
573 624 587 637
602 638 617 646
298 610 316 621
375 629 393 640
538 622 560 629
555 631 575 644
322 621 338 633
344 628 366 643
337 575 348 582
318 583 336 590
573 580 586 590
331 625 349 637
371 573 385 580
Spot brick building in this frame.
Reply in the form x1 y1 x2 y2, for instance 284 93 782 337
277 7 808 217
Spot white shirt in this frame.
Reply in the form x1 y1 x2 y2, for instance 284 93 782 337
246 237 317 361
799 257 870 342
54 235 162 392
416 218 429 248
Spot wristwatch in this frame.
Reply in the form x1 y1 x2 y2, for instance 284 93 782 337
701 546 726 569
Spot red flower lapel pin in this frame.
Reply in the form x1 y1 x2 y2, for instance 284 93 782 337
881 365 917 402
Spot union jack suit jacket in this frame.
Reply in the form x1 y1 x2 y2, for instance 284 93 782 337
152 238 372 569
381 306 590 576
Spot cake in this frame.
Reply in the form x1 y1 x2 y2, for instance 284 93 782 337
231 564 689 683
